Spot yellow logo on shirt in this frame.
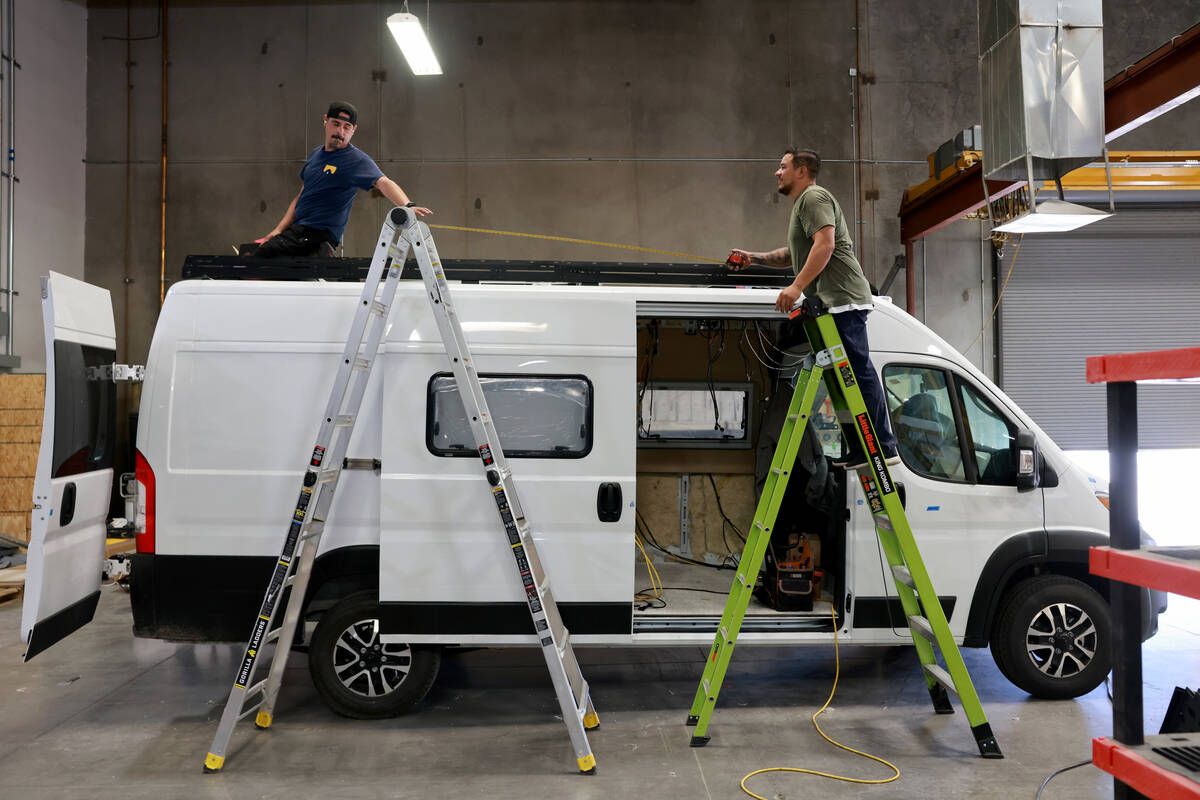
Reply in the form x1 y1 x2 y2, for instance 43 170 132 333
323 165 338 175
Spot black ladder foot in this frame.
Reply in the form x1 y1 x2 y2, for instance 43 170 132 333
685 715 699 727
689 735 710 748
929 684 954 714
972 722 1003 759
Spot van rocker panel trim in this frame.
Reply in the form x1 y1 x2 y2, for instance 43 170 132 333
379 602 632 636
24 590 101 662
855 596 956 629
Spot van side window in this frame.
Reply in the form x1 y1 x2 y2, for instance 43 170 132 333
51 341 116 478
958 381 1019 486
883 365 966 482
427 373 593 459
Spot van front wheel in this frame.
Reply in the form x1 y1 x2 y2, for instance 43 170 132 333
990 575 1110 700
308 591 441 719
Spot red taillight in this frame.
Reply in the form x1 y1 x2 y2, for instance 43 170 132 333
135 448 156 553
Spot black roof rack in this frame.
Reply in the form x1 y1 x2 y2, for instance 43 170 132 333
181 255 791 288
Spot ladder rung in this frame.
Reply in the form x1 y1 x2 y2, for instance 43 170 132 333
299 528 322 542
334 414 355 427
908 614 937 643
719 625 729 641
891 565 915 588
265 627 281 644
370 300 388 315
771 467 787 476
244 678 268 701
922 663 959 698
352 357 371 371
317 469 340 483
874 515 894 532
237 699 266 722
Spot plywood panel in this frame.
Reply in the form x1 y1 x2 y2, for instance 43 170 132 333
0 444 38 476
0 425 40 443
0 409 41 426
0 374 45 409
0 478 35 510
0 512 29 541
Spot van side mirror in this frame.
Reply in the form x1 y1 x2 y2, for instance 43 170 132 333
1015 430 1040 492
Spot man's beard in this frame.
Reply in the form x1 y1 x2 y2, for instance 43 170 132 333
776 182 791 195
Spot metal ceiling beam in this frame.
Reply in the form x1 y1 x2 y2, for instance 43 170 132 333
1105 23 1200 142
897 21 1200 249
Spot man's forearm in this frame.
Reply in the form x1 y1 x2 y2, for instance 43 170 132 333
792 242 834 292
752 247 792 268
270 194 300 235
376 177 412 207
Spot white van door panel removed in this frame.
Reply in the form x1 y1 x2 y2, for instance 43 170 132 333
21 272 118 660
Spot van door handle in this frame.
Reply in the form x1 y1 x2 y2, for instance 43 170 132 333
60 482 77 527
597 482 622 522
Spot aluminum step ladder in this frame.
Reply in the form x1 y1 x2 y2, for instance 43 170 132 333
204 207 599 774
685 298 1003 759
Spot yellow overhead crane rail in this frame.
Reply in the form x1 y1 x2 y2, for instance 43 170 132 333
906 150 1200 203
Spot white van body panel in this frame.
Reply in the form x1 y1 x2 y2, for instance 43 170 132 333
140 282 382 558
379 287 637 627
21 272 116 659
123 280 1119 653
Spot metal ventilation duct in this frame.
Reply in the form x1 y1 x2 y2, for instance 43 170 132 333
979 0 1106 182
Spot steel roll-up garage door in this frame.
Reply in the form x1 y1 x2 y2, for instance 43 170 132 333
998 206 1200 450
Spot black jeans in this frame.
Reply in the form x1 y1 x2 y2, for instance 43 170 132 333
252 224 335 258
833 309 898 458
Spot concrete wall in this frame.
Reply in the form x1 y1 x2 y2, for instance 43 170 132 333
79 0 1200 366
5 0 87 373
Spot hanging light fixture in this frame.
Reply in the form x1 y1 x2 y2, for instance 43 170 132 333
388 2 442 76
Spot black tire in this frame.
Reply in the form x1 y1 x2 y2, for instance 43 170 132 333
989 575 1110 700
308 590 441 719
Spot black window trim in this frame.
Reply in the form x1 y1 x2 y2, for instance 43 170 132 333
425 371 595 460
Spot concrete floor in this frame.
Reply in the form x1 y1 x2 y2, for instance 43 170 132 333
2 589 1196 800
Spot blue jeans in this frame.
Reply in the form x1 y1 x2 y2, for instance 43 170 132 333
833 309 898 458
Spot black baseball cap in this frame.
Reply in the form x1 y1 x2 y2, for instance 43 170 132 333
326 101 358 125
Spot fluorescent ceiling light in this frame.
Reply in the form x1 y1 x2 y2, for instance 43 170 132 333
993 198 1112 234
387 12 442 75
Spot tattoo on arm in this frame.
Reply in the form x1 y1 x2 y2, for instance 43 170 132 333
756 247 792 268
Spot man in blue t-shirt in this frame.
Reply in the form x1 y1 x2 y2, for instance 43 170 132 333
255 100 432 257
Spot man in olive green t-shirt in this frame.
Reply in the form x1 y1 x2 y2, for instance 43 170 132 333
728 148 898 467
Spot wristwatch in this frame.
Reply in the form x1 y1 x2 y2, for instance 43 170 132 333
405 202 417 207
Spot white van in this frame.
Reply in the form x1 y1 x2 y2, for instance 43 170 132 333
23 269 1165 720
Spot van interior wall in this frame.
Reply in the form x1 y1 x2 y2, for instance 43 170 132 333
635 321 775 560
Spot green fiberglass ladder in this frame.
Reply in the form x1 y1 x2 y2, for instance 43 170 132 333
685 298 1003 759
204 207 600 775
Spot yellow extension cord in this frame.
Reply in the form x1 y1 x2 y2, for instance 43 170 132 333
427 223 728 264
739 604 900 798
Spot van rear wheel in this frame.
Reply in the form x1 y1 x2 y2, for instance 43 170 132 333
308 590 440 719
990 575 1110 700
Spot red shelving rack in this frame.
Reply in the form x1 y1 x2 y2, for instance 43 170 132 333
1086 346 1200 800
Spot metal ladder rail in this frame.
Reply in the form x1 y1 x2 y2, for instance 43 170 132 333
394 209 600 774
203 214 409 773
802 311 1001 758
685 356 826 745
